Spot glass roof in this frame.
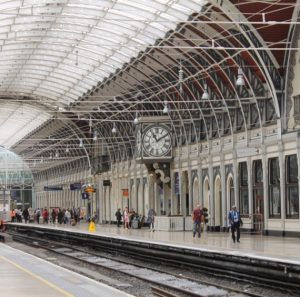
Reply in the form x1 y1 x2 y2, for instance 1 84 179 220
0 0 205 148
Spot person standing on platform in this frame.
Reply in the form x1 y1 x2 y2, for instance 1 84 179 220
51 208 56 224
43 208 49 224
35 208 40 224
22 208 29 223
192 205 202 238
228 205 242 243
147 208 156 232
10 209 15 222
115 208 122 227
123 207 129 229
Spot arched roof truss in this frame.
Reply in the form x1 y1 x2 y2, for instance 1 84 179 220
4 0 297 174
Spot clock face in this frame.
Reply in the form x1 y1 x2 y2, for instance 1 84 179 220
142 125 171 157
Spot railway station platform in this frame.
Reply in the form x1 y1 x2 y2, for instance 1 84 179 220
0 242 134 297
4 222 300 292
5 222 300 263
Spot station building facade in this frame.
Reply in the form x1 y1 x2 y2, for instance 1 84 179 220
34 50 300 236
31 1 300 237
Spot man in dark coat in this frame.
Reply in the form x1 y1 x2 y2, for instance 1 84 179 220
115 208 122 227
22 208 29 223
228 205 243 243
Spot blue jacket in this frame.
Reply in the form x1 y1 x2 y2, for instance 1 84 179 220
228 210 242 225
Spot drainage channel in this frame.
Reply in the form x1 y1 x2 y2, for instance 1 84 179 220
52 247 248 297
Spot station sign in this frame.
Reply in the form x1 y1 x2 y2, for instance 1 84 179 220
81 193 89 199
70 183 82 191
103 180 111 186
44 186 63 191
121 189 129 197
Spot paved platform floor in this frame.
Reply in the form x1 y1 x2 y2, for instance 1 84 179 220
0 243 134 297
8 222 300 265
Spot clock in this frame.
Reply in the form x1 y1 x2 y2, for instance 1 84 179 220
142 124 172 157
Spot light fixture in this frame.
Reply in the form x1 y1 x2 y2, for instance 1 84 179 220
179 64 183 93
163 100 168 114
79 138 83 147
55 150 59 158
89 116 93 128
236 67 245 86
133 112 139 125
201 83 209 100
65 145 69 153
93 130 98 141
112 123 117 133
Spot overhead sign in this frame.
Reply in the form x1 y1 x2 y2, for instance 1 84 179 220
44 186 63 191
70 183 82 191
81 193 89 199
103 180 111 186
122 189 129 197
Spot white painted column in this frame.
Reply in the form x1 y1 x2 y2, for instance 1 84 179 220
262 146 268 231
278 142 285 223
248 157 253 217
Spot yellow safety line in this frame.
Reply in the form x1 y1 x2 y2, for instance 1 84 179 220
0 256 75 297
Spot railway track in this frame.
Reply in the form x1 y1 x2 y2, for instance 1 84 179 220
9 232 277 297
6 223 300 296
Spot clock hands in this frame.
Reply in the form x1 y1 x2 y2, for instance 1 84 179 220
152 133 158 141
156 133 169 142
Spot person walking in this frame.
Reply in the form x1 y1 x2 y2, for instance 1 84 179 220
192 204 202 238
147 208 156 232
115 208 122 227
228 205 243 243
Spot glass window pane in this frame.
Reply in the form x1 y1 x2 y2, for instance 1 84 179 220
269 158 280 185
269 185 280 218
286 186 299 219
240 188 249 215
286 155 298 183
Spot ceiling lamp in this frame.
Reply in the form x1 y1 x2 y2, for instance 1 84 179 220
79 138 83 147
133 112 139 125
179 64 183 94
163 100 169 114
201 84 209 100
55 151 59 158
236 67 245 86
112 123 117 134
93 131 98 141
89 116 93 132
65 145 69 153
